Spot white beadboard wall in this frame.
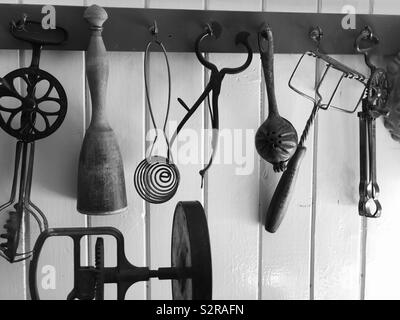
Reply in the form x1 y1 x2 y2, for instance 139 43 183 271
0 0 399 300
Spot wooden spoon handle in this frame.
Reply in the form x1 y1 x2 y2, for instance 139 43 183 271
265 146 306 233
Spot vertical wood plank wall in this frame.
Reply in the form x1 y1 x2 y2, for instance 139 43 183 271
0 0 400 300
313 0 369 300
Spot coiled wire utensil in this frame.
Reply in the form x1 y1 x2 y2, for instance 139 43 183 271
134 23 180 204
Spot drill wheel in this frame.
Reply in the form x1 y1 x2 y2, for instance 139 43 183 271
171 201 212 300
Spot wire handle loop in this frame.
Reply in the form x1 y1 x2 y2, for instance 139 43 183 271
144 33 173 162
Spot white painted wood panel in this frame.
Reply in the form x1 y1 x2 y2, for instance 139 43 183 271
364 0 400 300
312 0 369 300
205 0 262 300
313 55 367 300
147 0 205 301
260 0 317 301
266 0 317 12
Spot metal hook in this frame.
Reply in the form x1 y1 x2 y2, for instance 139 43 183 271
356 26 379 53
10 13 28 31
204 21 222 39
205 23 213 36
149 20 158 40
309 26 323 49
356 26 380 72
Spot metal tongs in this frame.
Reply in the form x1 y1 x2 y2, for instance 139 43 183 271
356 26 390 218
169 22 253 187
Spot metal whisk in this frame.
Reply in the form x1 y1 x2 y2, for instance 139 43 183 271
0 16 68 262
0 141 48 262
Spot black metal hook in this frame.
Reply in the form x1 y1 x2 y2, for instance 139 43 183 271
309 26 323 50
149 20 158 39
355 26 379 53
10 13 28 31
356 26 380 72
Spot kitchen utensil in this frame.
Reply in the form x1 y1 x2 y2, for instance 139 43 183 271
265 27 367 233
255 25 298 172
169 22 253 187
29 201 212 300
77 5 127 215
0 17 68 262
134 23 180 204
356 26 390 218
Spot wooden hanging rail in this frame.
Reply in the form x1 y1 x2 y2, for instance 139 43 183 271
0 4 400 54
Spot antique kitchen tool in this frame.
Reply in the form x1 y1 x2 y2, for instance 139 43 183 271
169 22 253 186
77 5 127 215
265 27 367 233
255 25 298 172
29 201 212 300
134 22 180 204
356 27 390 218
0 17 68 262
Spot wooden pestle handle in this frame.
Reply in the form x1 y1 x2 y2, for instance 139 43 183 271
84 5 109 126
265 146 306 233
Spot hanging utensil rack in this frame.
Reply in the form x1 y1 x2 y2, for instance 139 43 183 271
1 4 400 54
